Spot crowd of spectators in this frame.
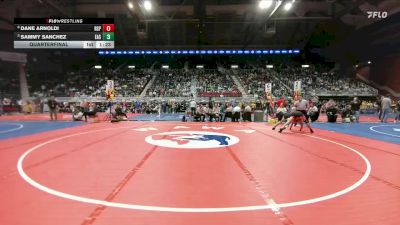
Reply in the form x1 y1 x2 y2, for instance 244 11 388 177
23 64 378 101
30 69 152 98
147 69 241 97
275 65 378 96
235 69 291 98
148 70 192 97
195 70 241 97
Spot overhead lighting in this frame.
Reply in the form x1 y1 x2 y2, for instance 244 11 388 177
266 65 274 68
162 65 169 69
127 1 134 9
231 65 239 69
301 64 309 68
355 65 359 68
94 65 102 69
284 2 293 11
196 65 204 69
258 0 273 10
143 0 152 11
128 65 135 69
97 49 301 55
367 60 371 64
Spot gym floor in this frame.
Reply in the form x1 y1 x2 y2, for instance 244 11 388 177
0 116 399 225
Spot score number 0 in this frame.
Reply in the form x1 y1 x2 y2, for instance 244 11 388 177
102 24 114 32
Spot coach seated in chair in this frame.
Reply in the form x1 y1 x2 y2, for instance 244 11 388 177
325 99 338 123
223 104 233 122
193 105 206 122
232 105 241 122
341 105 355 123
72 105 84 121
83 102 97 122
212 104 221 122
205 104 218 122
326 107 338 123
203 105 213 122
112 103 128 122
307 104 319 122
242 104 252 122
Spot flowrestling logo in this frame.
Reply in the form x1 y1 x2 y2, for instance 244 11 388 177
367 11 388 19
145 131 239 149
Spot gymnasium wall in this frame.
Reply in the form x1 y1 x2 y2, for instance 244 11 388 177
371 56 400 93
357 56 400 94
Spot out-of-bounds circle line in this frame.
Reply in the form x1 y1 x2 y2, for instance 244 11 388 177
0 123 24 134
369 125 400 138
17 126 372 213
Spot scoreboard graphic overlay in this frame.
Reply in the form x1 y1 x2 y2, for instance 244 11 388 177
14 18 114 49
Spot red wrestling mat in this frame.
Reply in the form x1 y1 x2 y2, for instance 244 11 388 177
0 122 399 225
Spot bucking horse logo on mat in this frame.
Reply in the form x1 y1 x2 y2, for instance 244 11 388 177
152 133 230 145
145 131 239 149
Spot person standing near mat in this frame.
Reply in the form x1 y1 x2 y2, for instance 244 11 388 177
223 103 233 122
276 103 287 122
190 99 196 117
294 95 310 121
376 95 382 120
232 104 241 122
0 97 3 116
381 94 392 123
47 96 58 121
395 99 400 123
351 97 361 123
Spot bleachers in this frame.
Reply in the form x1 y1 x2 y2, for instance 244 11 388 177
195 70 241 97
23 65 378 100
30 69 152 98
148 70 192 97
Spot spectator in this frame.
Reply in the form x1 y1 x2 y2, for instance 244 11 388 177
232 105 241 122
342 105 355 123
395 99 400 123
376 96 382 120
276 104 288 121
325 99 338 123
243 104 252 122
113 103 128 121
194 105 206 122
308 104 319 122
350 97 362 122
381 95 392 123
0 98 3 116
83 102 97 122
47 96 58 121
190 99 196 116
224 104 233 122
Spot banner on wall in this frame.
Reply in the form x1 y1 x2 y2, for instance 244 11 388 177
293 80 302 98
106 80 115 100
265 83 273 107
265 83 272 93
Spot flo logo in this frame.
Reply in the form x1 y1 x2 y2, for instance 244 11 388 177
367 11 387 19
145 131 239 149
